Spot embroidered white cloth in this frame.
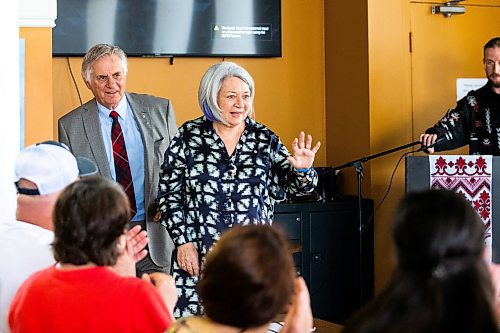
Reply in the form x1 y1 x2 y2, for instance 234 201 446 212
429 155 493 261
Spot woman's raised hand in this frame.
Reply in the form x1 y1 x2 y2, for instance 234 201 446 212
287 131 321 170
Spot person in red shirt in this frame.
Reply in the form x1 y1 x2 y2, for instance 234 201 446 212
9 177 177 333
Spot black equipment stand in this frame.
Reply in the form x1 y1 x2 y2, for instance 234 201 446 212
331 139 428 304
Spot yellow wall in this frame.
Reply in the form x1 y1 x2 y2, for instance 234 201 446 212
324 0 371 196
367 0 413 289
364 0 497 292
20 27 53 146
52 0 327 166
50 0 408 293
325 0 414 291
326 0 496 292
37 0 485 297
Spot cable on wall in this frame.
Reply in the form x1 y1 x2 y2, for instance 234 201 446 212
67 57 83 106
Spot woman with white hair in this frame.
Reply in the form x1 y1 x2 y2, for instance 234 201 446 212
157 61 320 317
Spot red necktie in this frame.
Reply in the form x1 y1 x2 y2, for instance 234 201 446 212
109 111 137 216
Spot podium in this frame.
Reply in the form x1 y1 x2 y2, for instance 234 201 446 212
405 156 500 262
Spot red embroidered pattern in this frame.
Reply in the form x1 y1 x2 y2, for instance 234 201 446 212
430 155 492 236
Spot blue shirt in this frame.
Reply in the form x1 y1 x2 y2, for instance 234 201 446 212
97 96 145 221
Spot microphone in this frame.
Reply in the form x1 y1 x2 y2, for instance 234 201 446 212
421 132 451 154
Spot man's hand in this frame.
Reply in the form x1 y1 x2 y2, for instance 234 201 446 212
280 277 313 333
142 272 178 318
420 133 438 154
126 225 148 263
489 263 500 323
110 234 137 277
110 226 148 277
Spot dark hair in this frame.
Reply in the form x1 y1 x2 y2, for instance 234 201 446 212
484 37 500 52
343 190 497 333
198 225 295 330
53 176 130 266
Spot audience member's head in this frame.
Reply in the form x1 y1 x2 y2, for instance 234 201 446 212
15 141 96 196
53 176 129 267
198 225 295 330
14 141 97 230
342 189 498 333
394 189 486 281
8 176 175 333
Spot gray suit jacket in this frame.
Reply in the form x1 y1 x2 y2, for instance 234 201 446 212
58 92 177 269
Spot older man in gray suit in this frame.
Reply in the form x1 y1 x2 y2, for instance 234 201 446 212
58 44 177 276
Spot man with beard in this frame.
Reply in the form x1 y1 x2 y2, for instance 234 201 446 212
420 37 500 155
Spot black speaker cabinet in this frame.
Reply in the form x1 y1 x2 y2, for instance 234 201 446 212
273 198 374 324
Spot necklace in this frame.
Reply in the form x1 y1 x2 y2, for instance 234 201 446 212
213 123 245 180
228 162 237 179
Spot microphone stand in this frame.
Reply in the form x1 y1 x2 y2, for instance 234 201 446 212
331 139 426 305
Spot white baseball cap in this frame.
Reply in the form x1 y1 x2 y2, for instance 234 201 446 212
15 141 98 195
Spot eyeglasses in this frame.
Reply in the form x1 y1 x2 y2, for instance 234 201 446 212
15 181 40 196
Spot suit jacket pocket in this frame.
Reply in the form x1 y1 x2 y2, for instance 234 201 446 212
154 137 168 168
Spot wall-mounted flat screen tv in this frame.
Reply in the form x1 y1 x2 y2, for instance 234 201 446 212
53 0 281 57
